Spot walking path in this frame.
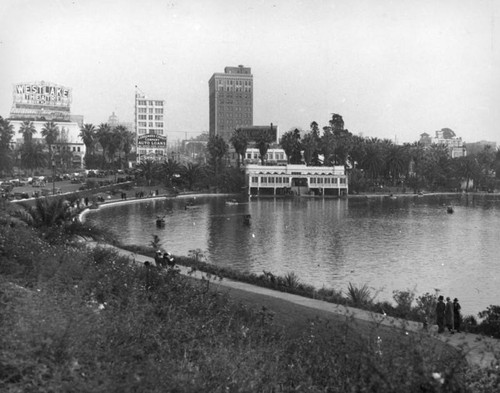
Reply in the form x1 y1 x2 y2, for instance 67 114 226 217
92 241 500 370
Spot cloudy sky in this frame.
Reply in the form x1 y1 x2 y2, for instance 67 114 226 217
1 0 499 144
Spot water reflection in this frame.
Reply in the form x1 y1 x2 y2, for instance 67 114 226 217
84 193 500 316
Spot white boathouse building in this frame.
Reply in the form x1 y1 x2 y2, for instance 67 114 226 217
245 164 348 197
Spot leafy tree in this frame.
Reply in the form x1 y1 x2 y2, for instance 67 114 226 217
255 132 273 165
454 156 478 191
41 121 60 162
320 127 336 166
230 129 248 168
279 129 302 164
0 117 15 176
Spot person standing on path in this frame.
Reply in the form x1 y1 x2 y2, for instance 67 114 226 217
436 295 445 333
445 297 455 334
453 298 462 333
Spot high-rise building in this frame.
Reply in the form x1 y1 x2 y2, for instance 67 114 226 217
135 92 167 163
209 65 253 141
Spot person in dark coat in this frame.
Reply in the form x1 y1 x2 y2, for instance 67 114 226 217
453 298 462 333
436 295 445 333
445 297 455 333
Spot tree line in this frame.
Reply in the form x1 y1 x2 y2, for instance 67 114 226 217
224 113 500 193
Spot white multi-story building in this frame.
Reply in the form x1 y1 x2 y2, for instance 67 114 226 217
135 92 166 163
245 164 348 197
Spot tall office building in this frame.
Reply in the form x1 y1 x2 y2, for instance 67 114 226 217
135 92 167 163
209 65 253 141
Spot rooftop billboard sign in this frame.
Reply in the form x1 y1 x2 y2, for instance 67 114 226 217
13 81 72 108
137 134 167 147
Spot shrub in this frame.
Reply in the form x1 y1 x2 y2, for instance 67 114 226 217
346 283 374 307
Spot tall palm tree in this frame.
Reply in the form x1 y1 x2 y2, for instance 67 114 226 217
360 143 384 185
120 128 135 168
229 129 248 168
96 123 112 167
206 135 228 176
19 120 37 144
79 123 96 162
41 121 60 164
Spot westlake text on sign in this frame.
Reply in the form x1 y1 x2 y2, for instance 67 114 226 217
13 82 72 107
138 134 167 147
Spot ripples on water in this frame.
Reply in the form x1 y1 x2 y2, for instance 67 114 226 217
85 193 500 316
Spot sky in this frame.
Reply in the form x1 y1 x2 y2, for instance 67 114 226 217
1 0 499 145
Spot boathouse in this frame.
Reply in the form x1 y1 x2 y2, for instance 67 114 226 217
245 164 348 196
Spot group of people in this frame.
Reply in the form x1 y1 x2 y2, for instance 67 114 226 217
154 250 175 269
436 296 462 334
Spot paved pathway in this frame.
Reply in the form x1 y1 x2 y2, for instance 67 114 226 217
90 242 500 370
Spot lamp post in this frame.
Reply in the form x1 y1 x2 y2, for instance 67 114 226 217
52 159 56 196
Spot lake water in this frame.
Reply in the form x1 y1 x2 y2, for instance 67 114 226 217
84 193 500 317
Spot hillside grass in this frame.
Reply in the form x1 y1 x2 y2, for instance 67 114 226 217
1 224 498 392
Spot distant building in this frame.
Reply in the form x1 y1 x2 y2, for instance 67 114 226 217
8 81 85 168
135 92 167 163
209 65 253 141
419 128 466 158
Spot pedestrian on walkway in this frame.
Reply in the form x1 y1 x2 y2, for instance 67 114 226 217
445 297 455 334
436 295 445 333
453 298 462 333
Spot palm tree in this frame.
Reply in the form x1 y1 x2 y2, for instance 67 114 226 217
385 145 408 186
206 135 228 176
19 120 37 144
136 159 158 186
41 121 60 162
182 162 204 190
120 128 136 168
360 143 384 186
79 123 96 163
161 158 182 187
20 142 47 175
229 129 248 168
96 123 112 167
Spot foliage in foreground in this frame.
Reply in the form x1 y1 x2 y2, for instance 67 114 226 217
124 243 500 340
2 225 493 391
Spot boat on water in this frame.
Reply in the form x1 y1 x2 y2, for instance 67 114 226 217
225 199 239 205
156 217 166 226
447 205 454 214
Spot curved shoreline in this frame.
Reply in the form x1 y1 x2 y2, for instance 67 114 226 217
78 192 235 222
